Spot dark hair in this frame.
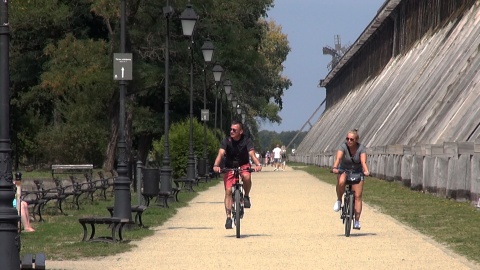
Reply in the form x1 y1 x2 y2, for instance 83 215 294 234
231 120 244 130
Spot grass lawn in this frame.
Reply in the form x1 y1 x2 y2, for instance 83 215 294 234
18 171 220 260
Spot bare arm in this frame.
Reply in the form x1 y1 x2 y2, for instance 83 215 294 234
332 150 343 173
213 148 226 173
360 153 369 176
249 150 262 172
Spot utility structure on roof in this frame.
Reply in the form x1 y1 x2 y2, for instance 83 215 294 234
322 35 350 72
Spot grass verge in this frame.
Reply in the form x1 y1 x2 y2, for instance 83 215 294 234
289 163 480 265
19 176 221 260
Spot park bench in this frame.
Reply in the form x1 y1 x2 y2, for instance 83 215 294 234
78 217 133 243
142 191 171 208
106 205 147 227
53 178 81 210
97 171 114 199
20 189 46 222
69 175 96 203
21 253 46 269
33 180 64 217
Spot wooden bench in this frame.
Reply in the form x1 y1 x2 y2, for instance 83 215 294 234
78 217 132 243
21 253 46 269
107 205 147 227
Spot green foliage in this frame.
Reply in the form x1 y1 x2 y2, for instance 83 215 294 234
8 0 292 170
151 118 219 178
257 130 307 152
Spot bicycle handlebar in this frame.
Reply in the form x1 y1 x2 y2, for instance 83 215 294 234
221 167 255 173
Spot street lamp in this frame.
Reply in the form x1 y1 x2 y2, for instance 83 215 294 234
113 0 132 221
223 79 232 135
200 39 215 177
0 1 21 267
212 64 224 132
160 2 174 195
180 4 198 182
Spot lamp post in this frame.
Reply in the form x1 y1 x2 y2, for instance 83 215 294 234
212 64 223 132
200 39 214 176
180 4 198 181
160 2 174 195
223 79 232 135
113 0 132 221
0 1 21 267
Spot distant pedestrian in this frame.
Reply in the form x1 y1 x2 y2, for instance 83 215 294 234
272 144 282 171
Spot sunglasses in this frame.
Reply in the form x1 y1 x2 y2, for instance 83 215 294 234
346 137 355 142
230 128 237 133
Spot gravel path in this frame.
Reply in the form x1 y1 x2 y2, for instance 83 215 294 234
48 166 479 270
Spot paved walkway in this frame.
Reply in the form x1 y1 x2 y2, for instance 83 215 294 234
48 165 478 270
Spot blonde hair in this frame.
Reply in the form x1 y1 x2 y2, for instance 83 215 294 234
347 129 359 140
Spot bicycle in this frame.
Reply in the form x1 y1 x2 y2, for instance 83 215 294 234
222 165 254 238
334 169 364 237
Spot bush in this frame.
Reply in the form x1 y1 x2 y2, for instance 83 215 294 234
152 118 219 178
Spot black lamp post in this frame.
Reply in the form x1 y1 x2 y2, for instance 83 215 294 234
223 79 232 135
0 1 21 267
180 4 198 182
160 2 174 195
200 39 214 176
113 0 132 221
212 64 224 132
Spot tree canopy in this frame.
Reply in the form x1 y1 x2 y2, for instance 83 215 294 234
8 0 291 171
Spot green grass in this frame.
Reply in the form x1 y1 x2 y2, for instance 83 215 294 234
19 172 220 260
290 163 480 265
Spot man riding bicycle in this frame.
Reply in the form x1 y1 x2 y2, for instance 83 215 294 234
213 120 262 229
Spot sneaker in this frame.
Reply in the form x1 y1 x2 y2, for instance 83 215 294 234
225 218 233 229
274 168 278 171
353 221 361 230
333 200 341 212
244 196 251 208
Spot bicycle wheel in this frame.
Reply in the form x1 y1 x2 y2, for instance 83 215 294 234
234 189 241 238
344 193 354 237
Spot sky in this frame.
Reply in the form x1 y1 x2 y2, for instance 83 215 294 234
260 0 386 132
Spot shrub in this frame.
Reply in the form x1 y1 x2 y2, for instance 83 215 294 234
152 118 219 178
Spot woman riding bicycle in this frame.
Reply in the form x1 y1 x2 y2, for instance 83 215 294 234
332 129 370 230
213 120 262 229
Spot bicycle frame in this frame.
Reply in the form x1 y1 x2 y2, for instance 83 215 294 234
337 169 362 237
223 166 253 238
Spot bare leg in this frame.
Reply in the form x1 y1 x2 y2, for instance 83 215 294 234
336 173 346 201
21 201 35 232
352 181 364 221
224 188 232 218
242 173 252 197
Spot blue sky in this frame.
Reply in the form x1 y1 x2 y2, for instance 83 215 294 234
260 0 385 132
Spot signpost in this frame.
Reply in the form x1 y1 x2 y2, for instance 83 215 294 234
113 53 133 81
201 109 209 121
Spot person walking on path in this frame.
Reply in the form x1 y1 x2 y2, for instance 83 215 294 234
272 144 282 171
213 120 262 229
332 129 370 230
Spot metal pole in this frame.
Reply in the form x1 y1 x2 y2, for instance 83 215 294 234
160 3 173 195
186 35 196 181
136 161 142 205
214 83 218 132
220 92 223 134
113 0 132 220
202 63 208 176
0 1 20 267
